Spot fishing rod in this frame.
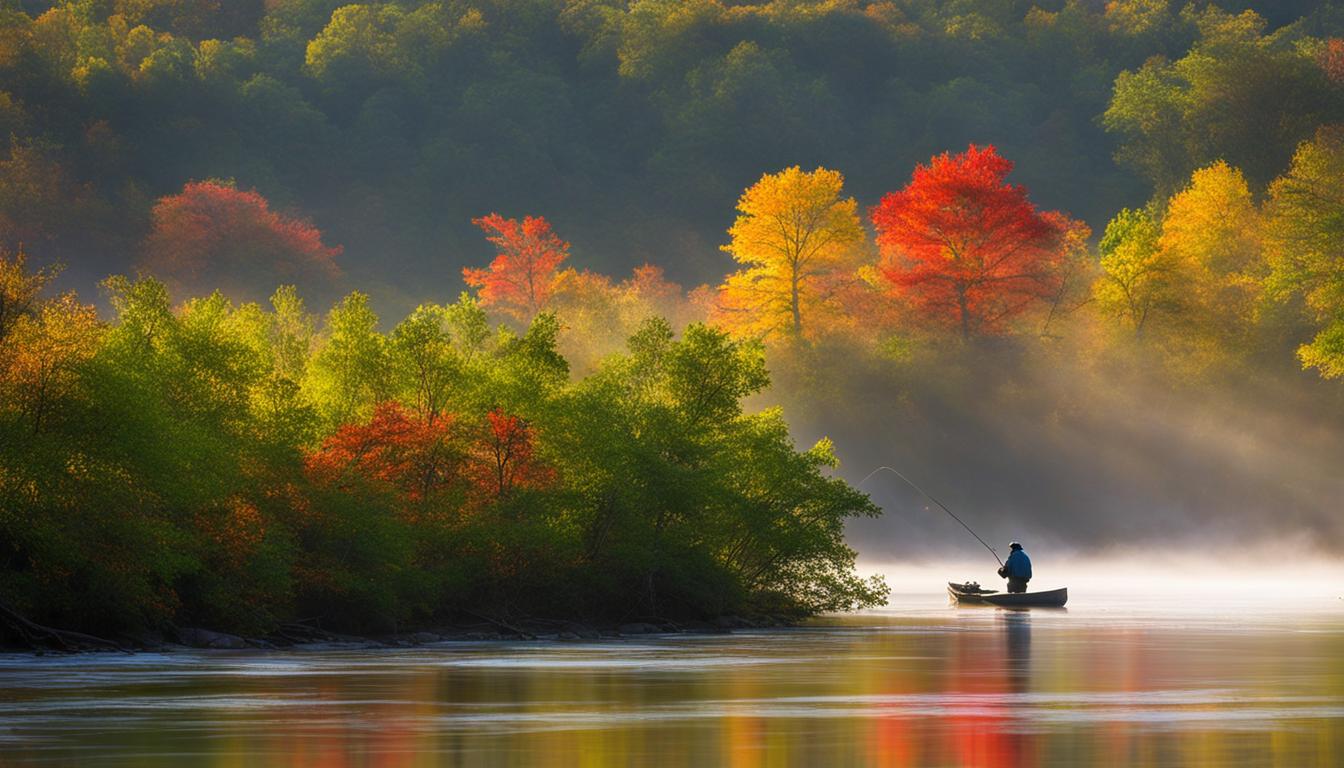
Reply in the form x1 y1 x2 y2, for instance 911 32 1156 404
857 466 1003 567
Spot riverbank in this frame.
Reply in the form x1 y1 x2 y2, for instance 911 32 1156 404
3 612 794 654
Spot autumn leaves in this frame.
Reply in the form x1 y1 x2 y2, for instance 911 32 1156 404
141 181 343 303
714 166 865 340
709 147 1085 343
457 145 1084 349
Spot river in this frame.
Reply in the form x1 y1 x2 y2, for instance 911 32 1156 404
1 588 1341 766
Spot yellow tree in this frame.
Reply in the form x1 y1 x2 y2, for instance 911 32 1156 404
5 293 102 434
1095 162 1264 347
1094 206 1181 337
715 166 865 341
0 247 59 352
1157 161 1264 345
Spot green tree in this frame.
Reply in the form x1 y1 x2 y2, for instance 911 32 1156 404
1095 206 1176 337
1104 7 1341 193
1265 126 1344 378
305 292 389 428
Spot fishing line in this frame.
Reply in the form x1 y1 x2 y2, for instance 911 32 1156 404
857 466 1003 567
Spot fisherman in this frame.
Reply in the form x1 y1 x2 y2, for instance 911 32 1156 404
997 542 1032 593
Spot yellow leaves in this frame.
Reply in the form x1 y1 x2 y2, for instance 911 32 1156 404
0 247 57 347
1159 161 1264 340
1093 161 1268 375
1103 0 1170 34
716 166 866 341
1161 162 1261 277
3 293 102 433
1094 206 1170 334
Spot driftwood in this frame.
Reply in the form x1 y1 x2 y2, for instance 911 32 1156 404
461 609 536 639
0 600 128 653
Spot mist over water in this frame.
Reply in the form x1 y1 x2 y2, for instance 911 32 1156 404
771 343 1344 561
865 554 1344 606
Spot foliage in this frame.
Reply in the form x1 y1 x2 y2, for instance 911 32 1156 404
1094 205 1175 336
714 166 865 341
7 0 1344 640
0 252 887 633
872 145 1077 338
141 180 342 301
463 213 570 323
1104 6 1344 193
1265 126 1344 378
1093 160 1266 374
4 1 1336 296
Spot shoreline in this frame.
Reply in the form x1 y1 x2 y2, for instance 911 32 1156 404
4 614 796 655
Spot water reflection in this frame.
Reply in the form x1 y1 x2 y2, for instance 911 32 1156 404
1002 609 1031 692
0 597 1341 767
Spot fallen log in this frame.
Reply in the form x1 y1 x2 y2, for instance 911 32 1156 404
0 600 128 653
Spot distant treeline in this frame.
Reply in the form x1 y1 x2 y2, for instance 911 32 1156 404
3 0 1344 294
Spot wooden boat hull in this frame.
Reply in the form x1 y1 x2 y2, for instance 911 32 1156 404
948 582 1068 608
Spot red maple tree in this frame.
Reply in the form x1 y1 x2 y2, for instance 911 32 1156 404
469 409 553 501
307 403 553 511
306 402 464 503
463 214 569 321
141 181 341 299
871 145 1070 337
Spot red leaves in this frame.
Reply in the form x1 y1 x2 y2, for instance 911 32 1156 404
141 180 342 299
306 402 551 509
195 498 267 567
472 409 553 500
463 214 569 321
1321 38 1344 85
306 401 463 503
872 145 1069 337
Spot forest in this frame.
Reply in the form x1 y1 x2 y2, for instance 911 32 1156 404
4 0 1344 640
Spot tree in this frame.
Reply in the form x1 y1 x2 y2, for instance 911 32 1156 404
389 303 460 423
115 0 265 40
141 180 342 302
1157 161 1263 341
305 292 388 427
306 400 465 504
266 285 316 383
3 293 101 434
621 264 683 320
0 143 93 247
1320 38 1344 85
715 166 864 341
463 213 569 323
1104 8 1341 192
1265 126 1344 378
0 247 58 351
873 145 1072 338
548 267 621 373
1094 206 1176 336
469 409 551 502
1095 163 1263 352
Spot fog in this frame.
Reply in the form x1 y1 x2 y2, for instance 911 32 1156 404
865 549 1344 604
771 342 1344 560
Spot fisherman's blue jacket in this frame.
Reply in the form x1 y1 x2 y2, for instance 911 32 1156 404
1004 549 1032 580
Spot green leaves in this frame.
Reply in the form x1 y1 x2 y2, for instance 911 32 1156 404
548 317 882 617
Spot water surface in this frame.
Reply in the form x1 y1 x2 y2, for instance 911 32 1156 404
2 590 1341 766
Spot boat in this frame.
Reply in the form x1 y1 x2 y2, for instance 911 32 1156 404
947 581 1068 607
